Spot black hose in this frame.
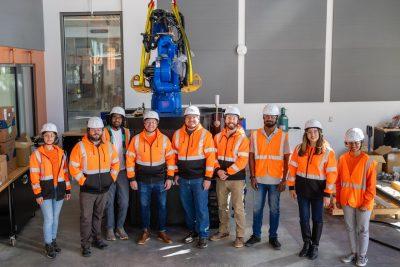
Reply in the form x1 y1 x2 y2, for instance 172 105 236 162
369 220 400 251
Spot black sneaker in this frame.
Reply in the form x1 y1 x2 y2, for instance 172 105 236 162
196 238 208 249
269 238 281 250
183 232 199 244
52 239 61 253
92 240 108 250
82 247 91 257
245 235 261 247
45 244 56 259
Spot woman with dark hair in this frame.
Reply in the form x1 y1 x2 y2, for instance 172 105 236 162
29 123 71 259
336 128 376 267
287 119 337 260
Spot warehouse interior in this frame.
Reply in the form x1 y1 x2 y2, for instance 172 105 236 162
1 0 400 266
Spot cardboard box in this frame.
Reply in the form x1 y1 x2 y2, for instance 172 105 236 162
368 155 386 173
0 155 7 186
0 139 16 161
7 156 17 174
15 141 32 167
363 145 390 174
384 152 400 173
0 106 17 142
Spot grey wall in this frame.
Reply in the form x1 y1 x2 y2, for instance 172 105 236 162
0 0 44 50
158 0 238 104
245 0 326 103
331 0 400 102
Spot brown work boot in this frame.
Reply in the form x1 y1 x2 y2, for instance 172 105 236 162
158 232 173 244
116 227 129 240
137 230 150 245
209 232 230 241
234 237 244 248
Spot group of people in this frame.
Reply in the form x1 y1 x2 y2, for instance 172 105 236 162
29 104 376 267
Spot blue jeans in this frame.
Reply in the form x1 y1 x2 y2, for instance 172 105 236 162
252 183 280 239
297 195 323 225
138 181 167 231
106 170 129 229
40 198 64 244
179 178 209 238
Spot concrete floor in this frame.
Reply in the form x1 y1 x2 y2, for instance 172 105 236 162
0 183 399 267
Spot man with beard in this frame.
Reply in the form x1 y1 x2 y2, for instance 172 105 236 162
69 117 120 257
209 106 249 248
245 104 291 250
103 107 131 241
126 111 176 245
172 106 216 249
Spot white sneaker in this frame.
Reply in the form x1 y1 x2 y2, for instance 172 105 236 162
356 255 368 267
341 253 357 263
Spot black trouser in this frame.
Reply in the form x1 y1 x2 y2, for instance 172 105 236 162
297 195 323 246
80 191 108 249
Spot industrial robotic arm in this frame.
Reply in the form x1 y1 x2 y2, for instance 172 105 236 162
131 0 201 114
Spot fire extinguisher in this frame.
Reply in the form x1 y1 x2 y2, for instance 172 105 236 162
278 107 289 132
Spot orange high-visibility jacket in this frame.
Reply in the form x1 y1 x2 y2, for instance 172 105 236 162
29 145 71 200
288 144 337 197
214 126 249 180
250 127 290 182
69 135 120 194
336 152 376 210
126 129 176 182
102 126 131 151
172 124 216 180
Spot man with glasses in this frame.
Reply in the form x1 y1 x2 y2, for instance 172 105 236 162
126 111 176 245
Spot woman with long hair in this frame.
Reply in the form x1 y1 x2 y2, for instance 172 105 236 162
287 119 337 260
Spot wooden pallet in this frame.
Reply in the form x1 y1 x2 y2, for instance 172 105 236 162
330 192 400 219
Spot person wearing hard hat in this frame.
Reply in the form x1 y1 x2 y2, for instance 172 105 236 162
172 105 216 249
336 128 376 267
245 104 290 250
126 110 176 245
287 119 337 260
103 107 131 241
69 117 120 257
210 106 249 248
29 123 71 259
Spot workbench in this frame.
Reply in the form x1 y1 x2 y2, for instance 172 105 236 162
0 166 37 246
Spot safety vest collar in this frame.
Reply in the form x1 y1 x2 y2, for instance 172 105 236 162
140 128 162 144
220 126 245 140
260 126 279 141
37 145 64 167
180 123 204 135
82 134 105 147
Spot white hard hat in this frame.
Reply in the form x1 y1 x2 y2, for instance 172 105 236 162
41 123 58 134
262 104 280 116
184 105 200 116
143 110 159 121
110 106 126 117
305 119 323 130
345 128 365 142
224 106 241 117
87 117 104 129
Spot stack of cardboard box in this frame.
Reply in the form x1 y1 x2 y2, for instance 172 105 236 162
0 106 18 175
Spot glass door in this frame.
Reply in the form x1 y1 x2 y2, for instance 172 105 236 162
62 14 124 130
0 65 36 138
